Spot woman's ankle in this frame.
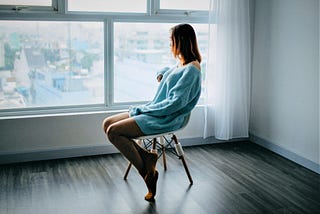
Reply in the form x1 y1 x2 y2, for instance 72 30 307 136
144 152 158 173
139 167 147 178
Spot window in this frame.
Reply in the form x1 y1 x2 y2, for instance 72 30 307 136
0 21 104 108
0 0 51 6
0 0 56 12
68 0 147 13
0 0 209 115
160 0 210 11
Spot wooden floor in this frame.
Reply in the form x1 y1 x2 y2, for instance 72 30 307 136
0 141 319 214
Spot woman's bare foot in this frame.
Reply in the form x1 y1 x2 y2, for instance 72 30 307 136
133 142 159 201
144 170 159 201
141 151 158 201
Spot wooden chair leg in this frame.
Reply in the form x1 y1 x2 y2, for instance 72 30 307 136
152 138 157 152
172 134 193 185
180 155 193 185
160 137 167 170
124 162 132 180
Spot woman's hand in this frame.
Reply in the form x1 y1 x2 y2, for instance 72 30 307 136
157 74 163 82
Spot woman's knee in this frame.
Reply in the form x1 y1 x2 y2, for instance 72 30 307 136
102 112 129 133
102 117 112 133
106 124 119 143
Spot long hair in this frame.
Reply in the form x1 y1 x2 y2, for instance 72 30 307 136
170 24 202 65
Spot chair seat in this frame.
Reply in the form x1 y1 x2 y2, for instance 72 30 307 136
134 113 190 140
134 129 181 141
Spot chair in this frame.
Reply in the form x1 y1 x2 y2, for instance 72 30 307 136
123 114 193 185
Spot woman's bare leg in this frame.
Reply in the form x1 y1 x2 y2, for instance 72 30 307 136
102 112 145 174
102 112 158 201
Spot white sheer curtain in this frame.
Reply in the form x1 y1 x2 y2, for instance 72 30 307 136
204 0 251 140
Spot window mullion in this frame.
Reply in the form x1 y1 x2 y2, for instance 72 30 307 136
105 19 114 107
147 0 151 15
150 0 160 15
54 0 66 14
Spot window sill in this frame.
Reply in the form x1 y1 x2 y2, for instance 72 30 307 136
0 104 205 120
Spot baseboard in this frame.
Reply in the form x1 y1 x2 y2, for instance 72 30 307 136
181 136 248 146
0 144 119 165
250 134 320 174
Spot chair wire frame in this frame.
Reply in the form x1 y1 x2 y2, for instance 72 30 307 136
123 132 194 185
141 135 180 157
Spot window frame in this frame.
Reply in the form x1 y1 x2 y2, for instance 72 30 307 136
0 0 59 13
65 0 149 15
152 0 209 17
0 0 210 117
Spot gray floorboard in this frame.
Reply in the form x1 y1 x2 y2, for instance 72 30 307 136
0 141 319 214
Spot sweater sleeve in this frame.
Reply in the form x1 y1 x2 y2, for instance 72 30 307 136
131 67 201 117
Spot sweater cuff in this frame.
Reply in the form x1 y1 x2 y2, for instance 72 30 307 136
156 67 170 78
129 106 139 117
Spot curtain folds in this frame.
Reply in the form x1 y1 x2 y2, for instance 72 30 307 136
204 0 251 140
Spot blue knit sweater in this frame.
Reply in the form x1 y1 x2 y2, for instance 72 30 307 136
129 64 201 135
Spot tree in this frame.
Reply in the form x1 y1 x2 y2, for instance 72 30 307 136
80 53 95 72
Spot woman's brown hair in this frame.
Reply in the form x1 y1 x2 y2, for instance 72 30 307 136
170 23 202 65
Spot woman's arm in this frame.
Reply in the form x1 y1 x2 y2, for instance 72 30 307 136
130 67 201 117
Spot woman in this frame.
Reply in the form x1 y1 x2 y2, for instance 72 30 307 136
102 23 202 202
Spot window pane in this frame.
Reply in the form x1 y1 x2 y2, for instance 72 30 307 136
114 22 208 103
0 0 51 6
0 21 104 109
68 0 147 13
160 0 210 11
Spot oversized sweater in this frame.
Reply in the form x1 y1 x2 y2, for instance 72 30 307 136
129 63 201 135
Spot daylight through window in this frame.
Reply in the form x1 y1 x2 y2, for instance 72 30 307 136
0 0 210 114
0 21 104 109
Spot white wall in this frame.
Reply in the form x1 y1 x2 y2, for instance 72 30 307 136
250 0 319 165
0 106 208 163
